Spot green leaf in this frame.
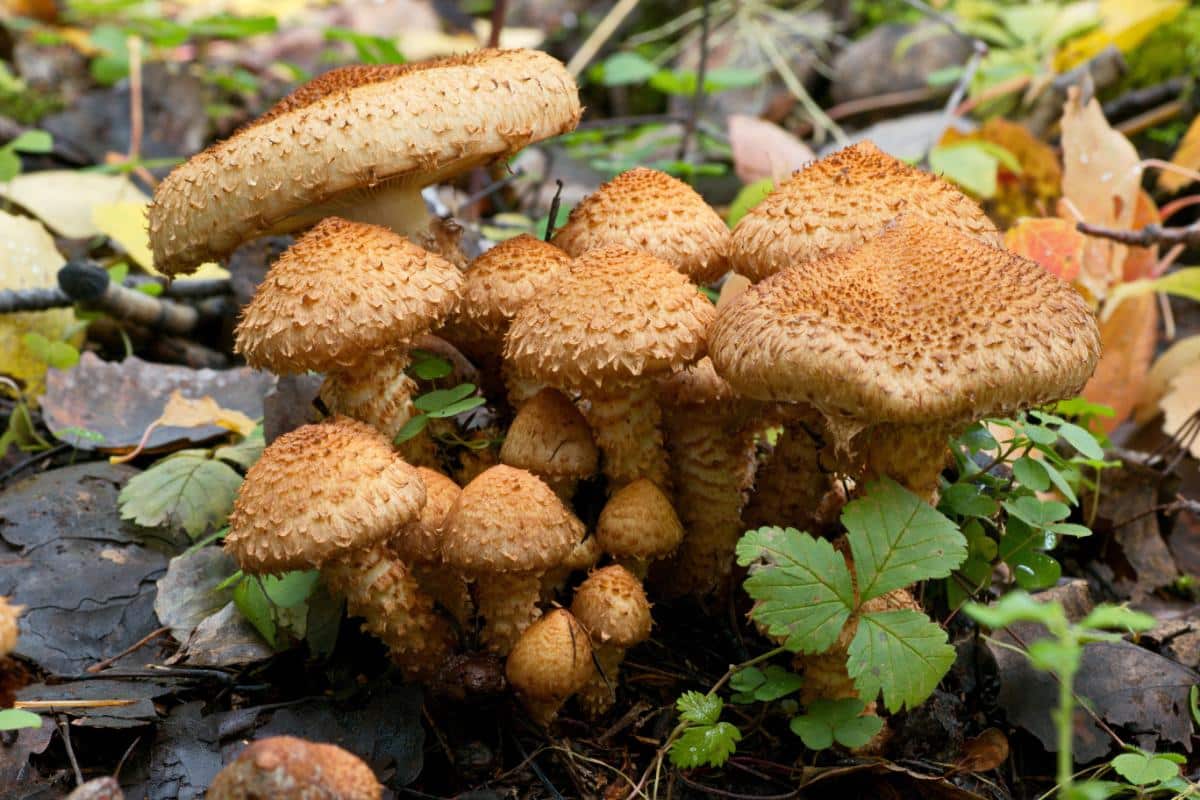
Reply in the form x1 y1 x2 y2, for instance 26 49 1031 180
677 691 722 726
948 556 994 610
847 609 956 712
21 332 80 370
1107 268 1200 316
929 142 1001 198
0 708 43 731
261 570 320 608
669 722 741 768
233 575 277 648
423 395 486 419
731 664 804 703
7 129 52 154
1057 422 1106 460
0 148 21 182
940 482 999 518
213 427 265 470
1191 685 1200 727
597 52 658 86
393 413 429 444
413 383 476 412
106 262 129 284
843 478 967 602
1012 456 1051 492
1039 459 1078 505
789 698 883 750
409 352 453 380
737 527 855 653
726 178 775 228
1027 638 1081 673
957 423 999 453
965 590 1067 631
1080 605 1157 634
1011 550 1062 590
118 453 243 538
1003 495 1070 528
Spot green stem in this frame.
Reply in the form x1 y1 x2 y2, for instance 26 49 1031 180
1056 661 1077 795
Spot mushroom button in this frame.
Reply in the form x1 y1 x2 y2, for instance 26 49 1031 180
570 565 652 716
595 478 684 578
206 736 381 800
0 596 22 657
505 609 593 726
149 49 582 277
499 387 598 502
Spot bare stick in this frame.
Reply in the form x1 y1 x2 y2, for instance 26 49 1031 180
566 0 643 77
86 625 170 673
1076 220 1200 249
58 715 85 787
544 180 565 243
486 0 508 48
677 0 711 162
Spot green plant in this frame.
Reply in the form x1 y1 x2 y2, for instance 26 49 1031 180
393 351 487 447
0 129 52 182
0 708 42 731
323 28 406 64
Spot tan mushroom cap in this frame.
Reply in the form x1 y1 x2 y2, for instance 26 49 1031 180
552 167 731 284
441 465 582 573
235 217 462 375
393 467 461 564
225 416 426 573
659 356 741 409
504 245 716 391
0 596 22 657
206 736 382 800
571 565 652 648
505 609 594 723
253 64 408 125
595 478 684 561
149 49 582 276
710 215 1101 428
499 388 598 483
458 235 574 339
729 140 1001 282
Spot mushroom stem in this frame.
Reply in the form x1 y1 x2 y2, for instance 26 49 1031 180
578 642 626 717
584 380 670 492
502 362 543 409
744 405 840 533
473 571 545 654
338 182 432 239
412 564 474 628
848 423 955 504
323 545 456 680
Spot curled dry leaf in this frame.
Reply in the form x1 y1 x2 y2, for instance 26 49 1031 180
727 114 815 184
0 171 147 239
1136 335 1200 423
956 728 1010 773
1161 363 1200 458
112 390 257 464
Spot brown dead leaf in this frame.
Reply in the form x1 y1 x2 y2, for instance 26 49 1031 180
112 391 257 463
956 728 1009 773
1158 115 1200 193
727 115 815 184
1137 335 1200 423
1005 218 1085 281
1161 363 1200 457
1082 290 1159 431
1060 85 1142 301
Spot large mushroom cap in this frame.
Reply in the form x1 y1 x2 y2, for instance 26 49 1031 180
441 465 582 573
710 215 1101 428
504 245 715 391
393 467 461 564
206 736 382 800
458 234 574 339
571 565 652 648
150 49 581 275
225 416 426 573
499 388 598 483
729 140 1001 282
551 167 731 284
595 478 685 562
235 217 462 374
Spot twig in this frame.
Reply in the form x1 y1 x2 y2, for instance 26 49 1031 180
566 0 643 77
677 0 711 162
486 0 508 48
1115 100 1184 139
1102 78 1187 122
0 286 70 313
544 179 565 242
86 625 170 673
675 772 800 799
0 443 71 488
1076 220 1200 249
58 715 84 787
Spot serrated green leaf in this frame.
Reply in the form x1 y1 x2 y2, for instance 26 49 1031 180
1080 605 1156 634
847 610 955 712
261 570 320 608
669 722 741 768
118 453 242 538
424 395 485 419
844 478 967 602
737 528 854 653
677 691 722 726
393 413 429 444
0 708 43 731
233 576 276 647
413 384 476 412
213 427 264 470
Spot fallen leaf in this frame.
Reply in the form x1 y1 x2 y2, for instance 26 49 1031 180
118 449 243 538
1004 218 1086 281
956 728 1009 773
0 171 148 239
1105 268 1200 322
1158 115 1200 193
1161 363 1200 457
1136 335 1200 423
1060 85 1142 301
113 390 257 463
727 115 814 184
92 201 228 280
1054 0 1185 71
1082 289 1159 431
942 118 1061 224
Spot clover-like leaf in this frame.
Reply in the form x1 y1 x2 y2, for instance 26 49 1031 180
789 698 883 750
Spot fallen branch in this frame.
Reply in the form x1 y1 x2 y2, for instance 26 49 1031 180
1076 220 1200 249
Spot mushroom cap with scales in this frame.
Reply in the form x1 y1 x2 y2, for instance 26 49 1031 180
456 234 574 342
728 140 1002 282
149 49 582 276
499 388 598 488
234 217 462 375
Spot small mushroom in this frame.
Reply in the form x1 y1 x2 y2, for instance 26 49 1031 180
392 467 471 626
552 167 730 284
206 736 381 800
729 140 1001 282
442 465 583 654
0 596 22 657
595 478 684 578
149 50 581 277
505 246 714 491
499 388 598 502
505 608 593 726
570 565 652 716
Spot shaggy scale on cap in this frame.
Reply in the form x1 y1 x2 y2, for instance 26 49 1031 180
458 235 574 340
729 141 1001 282
206 736 382 800
225 416 426 573
392 467 472 627
149 49 581 275
595 478 684 576
551 167 731 284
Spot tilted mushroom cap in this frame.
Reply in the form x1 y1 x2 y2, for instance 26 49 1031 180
458 235 574 339
499 388 598 482
206 736 382 800
225 416 426 573
552 167 731 284
571 565 652 648
393 467 461 564
149 49 582 276
441 465 582 573
504 245 716 391
595 478 684 561
710 215 1101 428
729 140 1001 282
253 64 408 125
505 609 593 717
235 217 462 375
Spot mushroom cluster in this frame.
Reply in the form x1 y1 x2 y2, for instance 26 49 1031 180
152 48 1101 723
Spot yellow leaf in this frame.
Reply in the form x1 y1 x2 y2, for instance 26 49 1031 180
91 202 229 281
1054 0 1184 71
0 171 148 239
1103 268 1200 321
1160 362 1200 458
111 390 256 463
1158 115 1200 193
1136 335 1200 423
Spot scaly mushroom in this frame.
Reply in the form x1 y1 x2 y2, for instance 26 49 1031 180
570 565 652 716
0 596 22 657
505 609 593 726
206 736 381 800
595 478 685 578
392 467 471 627
499 387 598 502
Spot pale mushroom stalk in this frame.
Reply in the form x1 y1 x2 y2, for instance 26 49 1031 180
392 467 472 627
585 380 671 491
743 404 840 532
844 422 959 503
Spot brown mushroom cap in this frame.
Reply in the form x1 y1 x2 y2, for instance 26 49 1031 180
659 356 744 411
499 388 598 484
729 141 1001 282
149 49 581 276
504 245 715 391
0 596 22 657
505 608 594 722
571 565 652 649
710 215 1101 430
441 465 582 573
225 416 426 573
595 478 684 562
206 736 382 800
552 167 731 284
393 467 461 564
235 218 462 375
458 235 574 340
